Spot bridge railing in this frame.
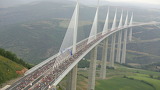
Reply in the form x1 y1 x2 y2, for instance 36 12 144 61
24 53 59 75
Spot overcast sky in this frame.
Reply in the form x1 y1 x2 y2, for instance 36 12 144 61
105 0 160 5
0 0 160 8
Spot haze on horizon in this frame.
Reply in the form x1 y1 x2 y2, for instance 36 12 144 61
0 0 160 8
106 0 160 5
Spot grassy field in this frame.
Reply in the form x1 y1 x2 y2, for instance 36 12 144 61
128 73 160 90
95 64 160 90
95 77 154 90
0 56 24 86
58 63 160 90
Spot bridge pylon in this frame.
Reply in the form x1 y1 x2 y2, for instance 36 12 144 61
88 0 99 89
66 65 78 90
129 12 133 41
109 9 117 67
124 11 128 27
111 8 117 30
129 28 132 41
100 38 108 79
102 7 109 35
116 30 122 63
110 33 116 67
116 10 123 63
66 1 79 90
121 11 129 64
88 46 97 90
118 9 123 28
87 0 99 44
121 29 128 64
99 6 110 79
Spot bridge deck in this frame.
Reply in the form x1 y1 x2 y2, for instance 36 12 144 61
6 22 160 90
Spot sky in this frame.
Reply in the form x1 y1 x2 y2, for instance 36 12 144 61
0 0 160 8
106 0 160 5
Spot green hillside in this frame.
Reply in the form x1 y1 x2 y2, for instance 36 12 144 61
0 56 25 85
0 48 33 68
126 26 160 65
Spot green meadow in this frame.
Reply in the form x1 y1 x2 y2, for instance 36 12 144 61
95 77 154 90
95 64 160 90
0 56 24 86
58 63 160 90
67 64 160 90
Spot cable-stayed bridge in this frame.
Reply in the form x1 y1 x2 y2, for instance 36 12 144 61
6 0 160 90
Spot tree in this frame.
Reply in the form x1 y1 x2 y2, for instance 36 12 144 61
0 48 33 69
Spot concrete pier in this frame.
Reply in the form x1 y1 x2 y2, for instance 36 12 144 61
100 38 108 79
110 33 116 67
66 65 78 90
116 31 122 63
88 46 97 90
121 29 127 64
129 28 132 41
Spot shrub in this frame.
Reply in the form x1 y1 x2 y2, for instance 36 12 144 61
123 75 127 78
157 76 160 80
149 74 154 78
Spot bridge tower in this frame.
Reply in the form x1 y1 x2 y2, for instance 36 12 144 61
110 9 117 67
102 7 109 35
100 7 109 79
121 11 128 64
129 12 133 41
100 39 108 79
66 1 79 90
116 10 123 63
88 46 98 90
87 1 99 44
88 0 99 90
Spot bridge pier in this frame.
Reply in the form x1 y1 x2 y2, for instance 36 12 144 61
129 12 133 42
116 31 122 63
88 46 97 90
129 28 132 41
100 38 108 79
121 29 128 64
110 33 116 67
66 65 78 90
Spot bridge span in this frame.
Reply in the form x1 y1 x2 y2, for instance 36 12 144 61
6 0 160 90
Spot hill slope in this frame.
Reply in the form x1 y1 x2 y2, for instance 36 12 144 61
0 56 26 86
